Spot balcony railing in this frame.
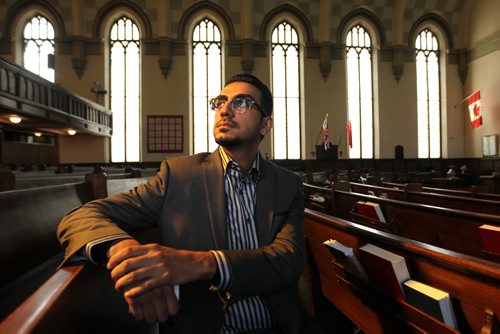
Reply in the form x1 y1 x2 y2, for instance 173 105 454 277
0 58 112 136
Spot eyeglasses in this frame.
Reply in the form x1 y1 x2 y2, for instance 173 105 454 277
209 97 269 117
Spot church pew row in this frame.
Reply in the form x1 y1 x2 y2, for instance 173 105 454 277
0 167 145 192
349 182 500 216
0 172 152 320
303 209 500 334
332 188 500 261
0 182 95 320
303 183 500 261
382 181 500 201
0 265 156 334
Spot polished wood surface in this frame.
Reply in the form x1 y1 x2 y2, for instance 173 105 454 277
304 209 500 334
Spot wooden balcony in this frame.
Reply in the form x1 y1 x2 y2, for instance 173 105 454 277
0 57 112 137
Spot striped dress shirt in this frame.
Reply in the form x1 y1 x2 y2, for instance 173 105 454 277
211 147 273 333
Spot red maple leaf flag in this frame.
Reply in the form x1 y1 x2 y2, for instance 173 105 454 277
346 121 352 148
468 91 483 129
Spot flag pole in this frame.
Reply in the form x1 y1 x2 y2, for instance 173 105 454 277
454 90 479 108
315 113 327 145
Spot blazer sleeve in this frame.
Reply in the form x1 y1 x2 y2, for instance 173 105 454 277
222 171 305 300
57 161 170 264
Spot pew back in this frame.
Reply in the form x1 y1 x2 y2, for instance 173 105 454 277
304 209 500 334
0 182 95 319
350 182 500 216
331 189 500 260
0 265 156 334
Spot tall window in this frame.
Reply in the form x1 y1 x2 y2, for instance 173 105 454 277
271 21 301 159
346 25 373 159
415 29 440 158
23 15 55 82
192 18 222 153
110 17 140 162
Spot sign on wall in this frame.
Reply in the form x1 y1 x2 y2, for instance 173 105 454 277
147 115 183 153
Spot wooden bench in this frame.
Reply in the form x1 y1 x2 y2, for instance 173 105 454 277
382 181 500 201
0 265 156 334
303 182 334 214
331 188 500 261
303 209 500 334
0 171 154 321
349 182 500 216
0 182 95 319
2 167 144 191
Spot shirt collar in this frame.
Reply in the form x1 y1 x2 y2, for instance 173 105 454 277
218 146 260 177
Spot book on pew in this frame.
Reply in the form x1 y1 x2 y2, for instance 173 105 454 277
403 280 458 329
359 244 410 300
355 201 386 223
323 239 369 281
478 224 500 254
355 201 369 216
364 202 386 223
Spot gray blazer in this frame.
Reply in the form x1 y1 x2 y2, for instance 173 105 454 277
57 150 305 333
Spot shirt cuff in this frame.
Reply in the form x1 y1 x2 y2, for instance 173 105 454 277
84 234 131 265
209 250 231 292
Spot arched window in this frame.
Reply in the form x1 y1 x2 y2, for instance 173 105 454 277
192 18 222 154
346 25 373 159
271 21 301 160
110 16 141 162
23 15 55 82
415 29 440 158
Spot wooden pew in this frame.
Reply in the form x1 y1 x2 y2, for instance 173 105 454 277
0 182 95 320
304 209 500 334
0 170 153 320
303 182 334 214
382 181 500 201
0 264 156 334
7 167 143 191
349 182 500 216
331 188 500 261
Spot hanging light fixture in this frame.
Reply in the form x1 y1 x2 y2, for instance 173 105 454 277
34 132 42 137
9 115 22 124
67 129 76 135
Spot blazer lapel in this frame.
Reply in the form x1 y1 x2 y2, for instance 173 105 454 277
256 157 276 246
202 151 228 250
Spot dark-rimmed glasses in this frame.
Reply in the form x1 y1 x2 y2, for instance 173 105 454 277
209 97 269 117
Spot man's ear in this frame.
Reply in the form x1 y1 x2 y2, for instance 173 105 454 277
260 117 273 137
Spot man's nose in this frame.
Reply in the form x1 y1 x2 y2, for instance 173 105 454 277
219 101 234 117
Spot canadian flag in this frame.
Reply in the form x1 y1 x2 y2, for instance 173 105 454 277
468 91 482 129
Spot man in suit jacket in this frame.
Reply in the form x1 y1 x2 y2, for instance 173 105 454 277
57 74 305 333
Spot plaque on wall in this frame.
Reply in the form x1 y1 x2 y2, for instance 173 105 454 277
147 116 183 153
482 135 498 157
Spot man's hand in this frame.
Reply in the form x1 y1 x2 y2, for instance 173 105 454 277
106 239 217 298
125 285 180 323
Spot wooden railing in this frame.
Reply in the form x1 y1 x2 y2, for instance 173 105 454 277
0 58 112 136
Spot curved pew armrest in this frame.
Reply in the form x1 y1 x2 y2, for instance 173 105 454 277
0 265 84 334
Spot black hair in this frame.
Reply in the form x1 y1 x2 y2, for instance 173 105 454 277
224 73 273 116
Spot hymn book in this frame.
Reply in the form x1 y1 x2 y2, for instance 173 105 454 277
355 201 386 223
403 280 458 329
478 224 500 254
359 244 410 300
323 239 368 281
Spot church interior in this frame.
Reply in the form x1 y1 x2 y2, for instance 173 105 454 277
0 0 499 333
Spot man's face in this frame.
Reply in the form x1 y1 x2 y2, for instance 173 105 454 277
213 81 271 149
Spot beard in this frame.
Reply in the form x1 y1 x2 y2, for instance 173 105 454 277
215 135 242 148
